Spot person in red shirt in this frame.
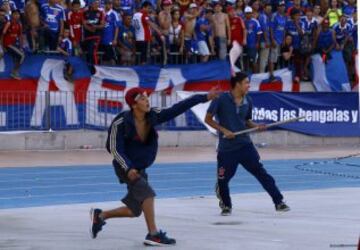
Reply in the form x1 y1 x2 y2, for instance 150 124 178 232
2 10 24 80
133 1 164 64
227 6 247 75
68 0 83 56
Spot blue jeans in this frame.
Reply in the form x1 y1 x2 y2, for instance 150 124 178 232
216 143 283 208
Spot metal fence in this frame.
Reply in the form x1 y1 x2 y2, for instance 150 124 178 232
0 90 205 131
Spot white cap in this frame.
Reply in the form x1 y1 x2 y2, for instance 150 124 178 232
244 6 253 13
189 3 197 8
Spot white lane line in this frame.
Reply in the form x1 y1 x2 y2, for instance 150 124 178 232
0 179 358 201
0 172 336 185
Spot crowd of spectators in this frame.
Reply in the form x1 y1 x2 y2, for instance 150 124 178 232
0 0 357 85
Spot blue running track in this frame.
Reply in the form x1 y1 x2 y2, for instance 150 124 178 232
0 158 359 209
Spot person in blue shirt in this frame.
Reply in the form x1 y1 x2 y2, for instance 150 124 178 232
40 0 65 50
333 14 352 48
89 87 218 246
244 6 262 73
57 26 75 82
313 18 336 63
195 8 214 62
270 1 287 80
118 13 136 65
101 0 121 65
258 2 272 73
205 72 290 216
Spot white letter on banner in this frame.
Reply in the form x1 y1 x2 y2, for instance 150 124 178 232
156 68 186 91
86 66 140 127
30 59 79 127
0 112 6 126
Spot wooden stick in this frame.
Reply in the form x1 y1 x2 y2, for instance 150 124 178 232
228 116 305 137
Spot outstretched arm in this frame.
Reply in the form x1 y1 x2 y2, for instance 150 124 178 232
154 90 218 124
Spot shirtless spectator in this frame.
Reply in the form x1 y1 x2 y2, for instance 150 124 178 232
24 0 40 52
183 3 199 61
158 0 172 64
212 1 230 60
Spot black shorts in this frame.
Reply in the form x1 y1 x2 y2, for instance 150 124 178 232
113 165 156 217
136 41 149 64
100 44 117 62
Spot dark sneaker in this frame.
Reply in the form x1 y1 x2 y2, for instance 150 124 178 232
144 230 176 246
221 207 232 216
275 202 290 212
89 208 106 239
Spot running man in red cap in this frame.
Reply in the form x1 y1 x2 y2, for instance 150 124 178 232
90 87 218 246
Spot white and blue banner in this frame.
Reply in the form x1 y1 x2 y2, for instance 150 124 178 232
311 51 352 92
0 54 358 135
179 91 360 137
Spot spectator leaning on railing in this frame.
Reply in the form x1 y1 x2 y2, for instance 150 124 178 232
2 9 24 80
57 26 75 82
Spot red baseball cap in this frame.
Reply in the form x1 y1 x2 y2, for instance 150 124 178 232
125 87 148 107
226 6 234 13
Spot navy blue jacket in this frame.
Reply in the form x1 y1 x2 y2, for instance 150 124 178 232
106 94 208 172
207 92 253 152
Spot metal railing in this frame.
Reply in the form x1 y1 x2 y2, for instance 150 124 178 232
0 90 205 131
